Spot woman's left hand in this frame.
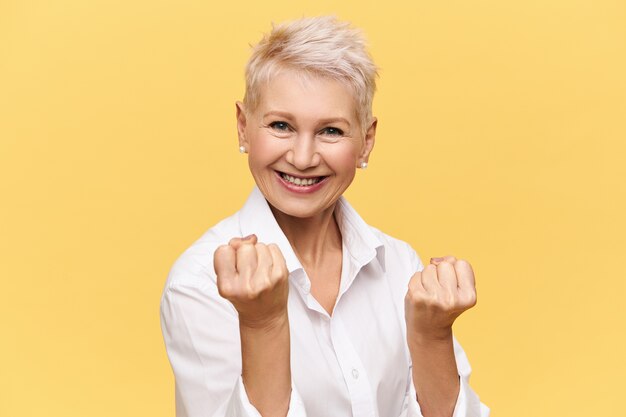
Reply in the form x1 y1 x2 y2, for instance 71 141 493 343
405 256 477 340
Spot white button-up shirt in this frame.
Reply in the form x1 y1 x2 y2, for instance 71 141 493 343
160 187 489 417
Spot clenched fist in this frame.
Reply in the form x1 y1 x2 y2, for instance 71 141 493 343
214 234 290 328
405 256 477 340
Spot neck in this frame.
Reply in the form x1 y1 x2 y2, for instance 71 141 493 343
270 203 342 267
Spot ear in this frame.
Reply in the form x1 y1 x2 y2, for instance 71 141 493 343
236 101 249 150
359 117 377 165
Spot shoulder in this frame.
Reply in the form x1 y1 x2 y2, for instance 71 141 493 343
368 224 425 273
163 211 242 292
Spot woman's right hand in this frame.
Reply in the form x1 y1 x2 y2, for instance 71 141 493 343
214 234 290 328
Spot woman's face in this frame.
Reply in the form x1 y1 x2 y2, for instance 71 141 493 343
236 70 376 219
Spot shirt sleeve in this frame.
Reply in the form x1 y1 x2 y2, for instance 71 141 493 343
160 267 307 417
400 337 489 417
449 337 490 417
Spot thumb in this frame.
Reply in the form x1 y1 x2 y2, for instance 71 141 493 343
229 234 258 250
430 257 444 266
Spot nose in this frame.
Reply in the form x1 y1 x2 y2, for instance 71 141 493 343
286 133 321 170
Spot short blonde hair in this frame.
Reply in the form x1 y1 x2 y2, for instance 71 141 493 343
243 16 379 134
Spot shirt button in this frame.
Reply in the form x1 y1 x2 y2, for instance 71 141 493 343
351 368 359 379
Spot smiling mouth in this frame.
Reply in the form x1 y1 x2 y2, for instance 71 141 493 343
277 171 327 186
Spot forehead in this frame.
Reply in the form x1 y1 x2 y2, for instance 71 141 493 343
255 70 359 122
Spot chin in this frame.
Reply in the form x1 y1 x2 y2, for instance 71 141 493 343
269 199 328 219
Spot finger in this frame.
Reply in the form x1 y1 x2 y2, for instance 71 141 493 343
420 263 439 293
229 234 258 250
254 243 274 281
214 245 237 278
436 261 458 292
455 259 477 309
267 243 288 284
454 259 476 292
430 255 457 266
214 245 237 296
408 270 426 294
236 242 258 280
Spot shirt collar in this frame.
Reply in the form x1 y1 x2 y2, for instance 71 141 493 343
238 187 386 288
335 195 386 273
238 187 304 275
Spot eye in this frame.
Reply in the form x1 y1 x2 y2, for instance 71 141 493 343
320 127 344 136
268 121 291 132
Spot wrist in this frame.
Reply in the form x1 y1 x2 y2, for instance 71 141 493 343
408 326 453 346
239 310 289 332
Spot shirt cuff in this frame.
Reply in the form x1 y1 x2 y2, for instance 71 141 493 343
225 376 307 417
403 375 489 417
452 375 490 417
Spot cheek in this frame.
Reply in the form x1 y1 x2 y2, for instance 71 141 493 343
336 154 357 172
248 134 282 165
326 143 360 172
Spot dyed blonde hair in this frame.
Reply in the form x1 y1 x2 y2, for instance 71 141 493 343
243 16 379 134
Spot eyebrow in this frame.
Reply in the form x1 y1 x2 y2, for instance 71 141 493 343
262 111 351 126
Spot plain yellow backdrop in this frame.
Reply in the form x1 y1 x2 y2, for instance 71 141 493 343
1 0 625 415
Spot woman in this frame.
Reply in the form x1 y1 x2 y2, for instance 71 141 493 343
161 16 489 417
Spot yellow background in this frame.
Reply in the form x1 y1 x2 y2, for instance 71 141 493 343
1 0 624 415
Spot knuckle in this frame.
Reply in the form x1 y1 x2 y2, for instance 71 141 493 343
456 290 476 309
214 244 229 257
217 280 232 298
256 268 273 283
406 282 424 297
466 291 477 307
447 294 459 310
277 257 289 271
406 291 425 307
237 243 255 255
443 260 456 270
456 259 469 268
430 295 447 310
244 290 258 301
258 275 275 290
426 295 443 310
419 291 436 304
405 287 418 301
271 268 281 280
273 267 288 282
271 244 286 258
429 292 456 311
245 283 264 300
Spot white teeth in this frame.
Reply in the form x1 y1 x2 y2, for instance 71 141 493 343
281 173 322 186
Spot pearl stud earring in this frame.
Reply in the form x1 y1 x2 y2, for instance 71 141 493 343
360 161 368 169
239 146 246 154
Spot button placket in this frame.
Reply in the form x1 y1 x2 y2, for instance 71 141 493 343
330 315 376 417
